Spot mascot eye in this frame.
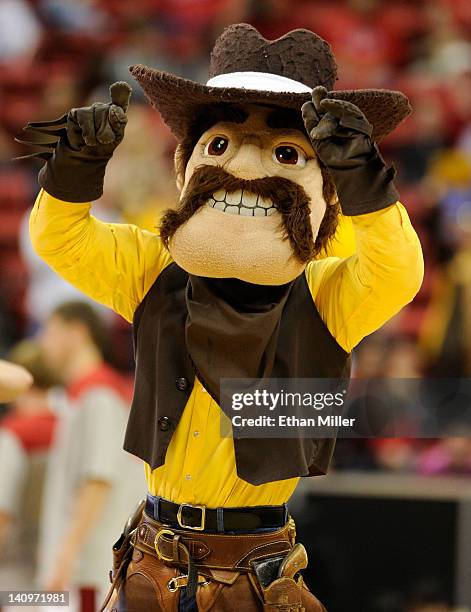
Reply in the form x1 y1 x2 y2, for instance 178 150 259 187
204 136 229 156
273 145 306 167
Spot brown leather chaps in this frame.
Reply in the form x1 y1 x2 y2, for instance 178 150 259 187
103 511 327 612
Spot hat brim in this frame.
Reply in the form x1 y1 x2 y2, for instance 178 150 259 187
130 65 411 143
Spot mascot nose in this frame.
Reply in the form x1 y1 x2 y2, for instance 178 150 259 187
225 141 266 180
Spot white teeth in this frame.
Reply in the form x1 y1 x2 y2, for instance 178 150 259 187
206 191 276 217
241 191 258 208
258 196 272 209
225 191 242 205
213 189 226 202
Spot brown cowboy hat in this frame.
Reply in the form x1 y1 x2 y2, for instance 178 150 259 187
130 23 411 143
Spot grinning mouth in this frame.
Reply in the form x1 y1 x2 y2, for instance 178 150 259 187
206 189 277 217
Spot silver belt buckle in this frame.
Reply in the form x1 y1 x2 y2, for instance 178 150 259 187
177 503 206 531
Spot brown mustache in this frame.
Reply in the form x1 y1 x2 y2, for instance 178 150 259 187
159 165 316 263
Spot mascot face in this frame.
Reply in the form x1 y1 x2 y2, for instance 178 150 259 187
160 104 332 285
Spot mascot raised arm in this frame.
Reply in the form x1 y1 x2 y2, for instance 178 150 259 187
22 23 423 612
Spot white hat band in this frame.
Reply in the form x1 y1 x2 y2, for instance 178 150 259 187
206 71 312 94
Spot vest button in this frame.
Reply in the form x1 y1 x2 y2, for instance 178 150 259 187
158 416 171 431
176 377 189 391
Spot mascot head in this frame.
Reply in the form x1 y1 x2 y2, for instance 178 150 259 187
131 24 409 285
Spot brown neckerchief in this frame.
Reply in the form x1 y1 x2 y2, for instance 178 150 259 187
185 275 294 403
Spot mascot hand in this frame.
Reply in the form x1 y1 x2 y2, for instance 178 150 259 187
301 86 399 216
17 82 132 203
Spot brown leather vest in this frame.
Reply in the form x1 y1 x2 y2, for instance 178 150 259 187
123 263 350 486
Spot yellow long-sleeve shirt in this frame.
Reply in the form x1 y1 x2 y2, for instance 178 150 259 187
30 190 423 506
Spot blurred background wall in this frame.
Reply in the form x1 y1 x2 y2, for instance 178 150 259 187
1 1 471 611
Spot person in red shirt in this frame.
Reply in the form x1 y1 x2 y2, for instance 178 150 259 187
36 301 145 612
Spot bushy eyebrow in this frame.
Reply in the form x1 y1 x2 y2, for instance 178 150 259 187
195 104 248 131
265 108 307 134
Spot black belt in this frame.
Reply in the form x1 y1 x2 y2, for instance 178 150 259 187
145 494 288 534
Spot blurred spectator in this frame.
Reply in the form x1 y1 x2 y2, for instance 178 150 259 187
0 340 60 591
36 302 145 611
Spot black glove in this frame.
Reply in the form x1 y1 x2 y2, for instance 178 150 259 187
302 86 399 216
16 81 132 203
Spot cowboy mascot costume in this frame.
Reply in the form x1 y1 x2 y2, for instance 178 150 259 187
22 23 423 612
